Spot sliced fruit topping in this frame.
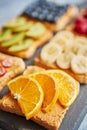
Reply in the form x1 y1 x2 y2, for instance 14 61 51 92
1 32 25 47
26 22 46 38
40 43 62 64
8 38 33 52
71 55 87 74
7 76 44 120
0 66 6 76
2 58 13 68
46 70 79 107
56 52 74 69
4 17 26 28
13 22 34 32
0 29 12 42
28 73 59 112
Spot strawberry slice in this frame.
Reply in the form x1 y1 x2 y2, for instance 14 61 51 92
2 58 13 68
0 67 6 76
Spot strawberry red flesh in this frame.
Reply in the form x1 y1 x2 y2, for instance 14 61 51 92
2 58 13 68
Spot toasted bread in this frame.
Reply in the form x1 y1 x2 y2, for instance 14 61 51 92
0 66 68 130
0 52 25 91
0 17 53 59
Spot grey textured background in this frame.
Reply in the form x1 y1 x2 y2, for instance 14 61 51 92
0 0 87 130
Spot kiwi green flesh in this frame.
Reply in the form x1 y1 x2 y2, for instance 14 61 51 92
8 38 33 52
1 32 25 47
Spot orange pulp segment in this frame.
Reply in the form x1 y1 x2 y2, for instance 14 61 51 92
28 73 59 112
46 70 80 107
7 76 44 120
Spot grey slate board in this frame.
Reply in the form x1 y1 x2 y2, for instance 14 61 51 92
0 0 87 130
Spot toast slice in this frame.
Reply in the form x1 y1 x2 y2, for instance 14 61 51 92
35 56 87 84
0 17 53 59
0 66 69 130
0 52 25 91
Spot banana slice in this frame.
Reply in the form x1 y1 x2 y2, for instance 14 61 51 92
70 42 82 55
40 43 62 64
51 30 74 42
56 52 74 69
71 55 87 74
78 45 87 57
75 37 87 45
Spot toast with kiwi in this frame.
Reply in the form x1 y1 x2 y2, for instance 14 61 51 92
0 17 53 59
0 65 80 130
0 52 25 91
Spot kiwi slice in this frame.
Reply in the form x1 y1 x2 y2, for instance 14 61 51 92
13 22 34 32
1 32 25 47
8 38 33 52
26 22 46 38
0 29 12 42
4 17 26 28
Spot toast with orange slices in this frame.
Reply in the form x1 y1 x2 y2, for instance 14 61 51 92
0 16 52 59
0 66 79 130
0 52 25 91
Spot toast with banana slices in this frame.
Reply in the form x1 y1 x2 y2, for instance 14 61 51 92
35 29 87 84
0 65 80 130
0 17 52 59
0 53 25 91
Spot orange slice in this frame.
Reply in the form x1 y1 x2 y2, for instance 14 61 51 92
7 76 44 120
46 70 80 107
28 73 59 112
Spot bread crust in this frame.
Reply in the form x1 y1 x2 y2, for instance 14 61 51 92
0 53 25 91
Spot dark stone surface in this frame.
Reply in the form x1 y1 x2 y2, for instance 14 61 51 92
0 0 87 130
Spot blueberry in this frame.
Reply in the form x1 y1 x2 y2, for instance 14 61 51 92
47 14 54 21
38 13 45 20
31 12 38 18
36 7 42 13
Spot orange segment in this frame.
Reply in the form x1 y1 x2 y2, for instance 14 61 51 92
7 76 44 120
28 73 59 112
46 70 80 107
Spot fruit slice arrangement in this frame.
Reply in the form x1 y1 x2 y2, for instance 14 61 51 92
0 17 49 58
40 30 87 75
24 0 69 22
7 68 79 120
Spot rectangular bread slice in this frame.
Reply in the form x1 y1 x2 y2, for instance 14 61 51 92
0 28 52 59
0 93 68 130
0 53 25 91
35 56 87 84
